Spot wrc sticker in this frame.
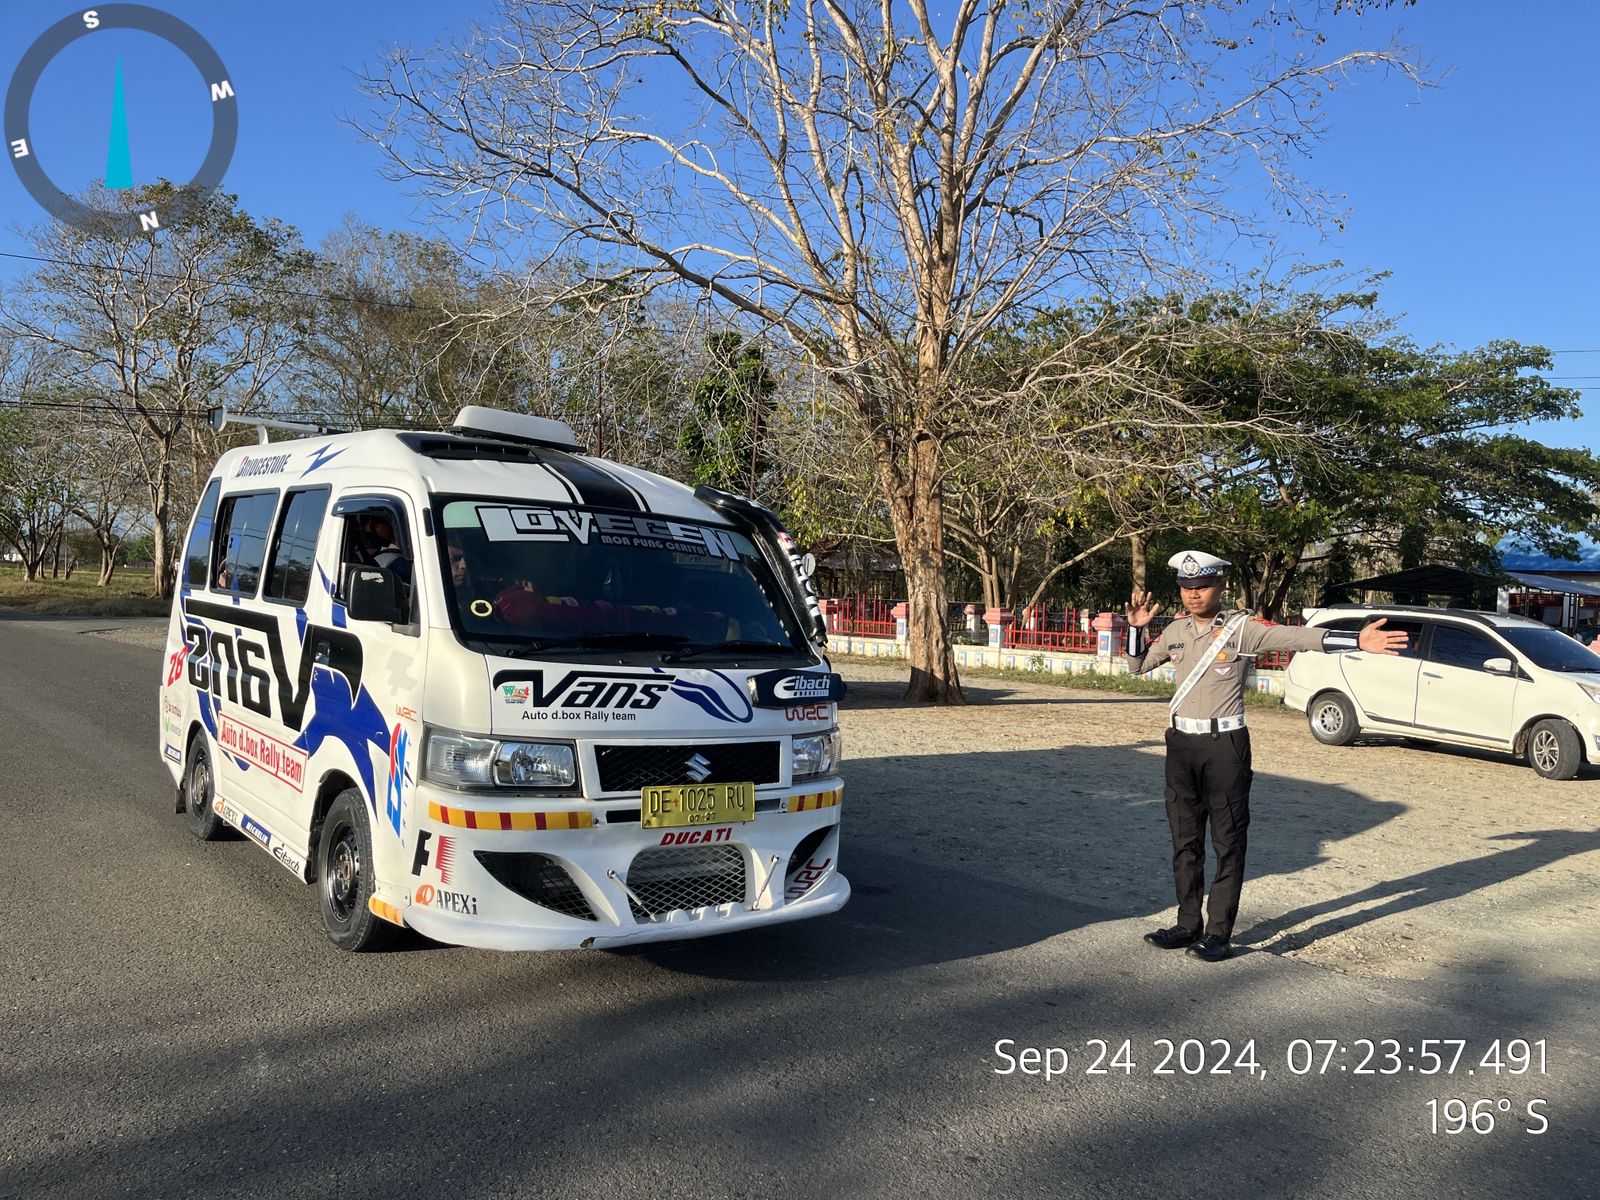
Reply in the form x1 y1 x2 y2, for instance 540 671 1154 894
427 801 593 831
787 788 843 813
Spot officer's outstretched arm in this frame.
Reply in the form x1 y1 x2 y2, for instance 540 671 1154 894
1124 624 1171 675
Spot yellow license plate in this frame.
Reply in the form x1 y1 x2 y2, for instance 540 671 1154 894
640 781 756 829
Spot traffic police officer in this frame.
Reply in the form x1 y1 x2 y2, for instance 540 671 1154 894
1124 550 1408 961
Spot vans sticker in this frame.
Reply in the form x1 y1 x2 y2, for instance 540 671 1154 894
491 667 752 723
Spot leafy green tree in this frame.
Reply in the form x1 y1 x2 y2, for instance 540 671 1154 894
680 331 777 498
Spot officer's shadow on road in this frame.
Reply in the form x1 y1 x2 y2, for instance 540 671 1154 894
639 745 1406 983
1235 827 1600 954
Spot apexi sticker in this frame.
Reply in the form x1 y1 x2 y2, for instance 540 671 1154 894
414 883 478 916
747 669 846 708
496 668 752 724
235 452 291 478
478 506 743 559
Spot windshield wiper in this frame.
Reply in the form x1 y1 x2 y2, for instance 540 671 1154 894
494 633 691 658
662 639 801 662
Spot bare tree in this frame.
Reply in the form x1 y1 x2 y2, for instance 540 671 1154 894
3 184 313 596
359 0 1416 700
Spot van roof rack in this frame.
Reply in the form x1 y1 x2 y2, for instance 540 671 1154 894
449 406 582 452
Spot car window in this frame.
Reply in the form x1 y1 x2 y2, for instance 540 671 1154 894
211 491 279 597
1500 625 1600 672
264 487 330 606
1427 624 1504 671
182 479 222 590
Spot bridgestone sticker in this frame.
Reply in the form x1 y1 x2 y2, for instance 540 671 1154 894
477 506 742 559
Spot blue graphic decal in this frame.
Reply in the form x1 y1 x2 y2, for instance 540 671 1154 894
300 445 347 477
293 666 389 808
385 724 410 837
666 668 753 724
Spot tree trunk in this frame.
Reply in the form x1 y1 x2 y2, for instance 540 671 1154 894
97 537 117 587
877 431 962 704
1130 531 1149 594
151 479 175 599
977 545 1002 612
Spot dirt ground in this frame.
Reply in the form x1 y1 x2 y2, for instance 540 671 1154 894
833 657 1599 1001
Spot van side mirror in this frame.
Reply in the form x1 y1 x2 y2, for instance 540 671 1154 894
798 552 817 580
343 564 408 624
1482 656 1515 675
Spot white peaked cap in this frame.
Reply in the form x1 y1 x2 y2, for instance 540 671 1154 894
1168 550 1231 582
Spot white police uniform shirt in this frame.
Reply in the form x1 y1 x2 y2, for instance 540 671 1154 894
1126 612 1359 721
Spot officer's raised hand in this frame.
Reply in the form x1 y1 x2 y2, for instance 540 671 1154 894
1359 617 1409 655
1124 590 1162 628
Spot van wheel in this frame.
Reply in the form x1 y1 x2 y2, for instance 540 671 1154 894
1527 719 1582 781
316 789 394 952
183 735 226 841
1308 691 1360 746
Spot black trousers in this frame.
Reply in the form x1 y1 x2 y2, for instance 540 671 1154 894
1163 727 1253 939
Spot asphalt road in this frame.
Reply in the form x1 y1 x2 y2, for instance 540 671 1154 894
1 616 1595 1199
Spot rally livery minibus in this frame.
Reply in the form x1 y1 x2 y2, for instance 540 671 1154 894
159 406 847 951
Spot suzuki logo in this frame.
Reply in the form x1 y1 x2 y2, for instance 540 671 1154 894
684 753 713 783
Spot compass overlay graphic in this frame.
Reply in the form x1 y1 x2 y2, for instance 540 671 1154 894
5 4 238 235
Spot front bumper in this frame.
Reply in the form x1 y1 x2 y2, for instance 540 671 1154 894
393 782 847 951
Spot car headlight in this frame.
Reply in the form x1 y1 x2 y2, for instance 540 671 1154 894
424 727 577 789
1576 682 1600 705
791 730 842 779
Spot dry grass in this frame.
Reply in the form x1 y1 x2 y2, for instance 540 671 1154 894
0 567 169 617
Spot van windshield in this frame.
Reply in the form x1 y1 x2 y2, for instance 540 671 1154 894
437 498 811 660
1498 626 1600 673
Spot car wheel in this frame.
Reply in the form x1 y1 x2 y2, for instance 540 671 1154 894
183 734 227 841
316 789 395 952
1308 691 1360 747
1527 719 1582 781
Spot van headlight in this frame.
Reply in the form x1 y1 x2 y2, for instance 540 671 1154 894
791 730 842 779
424 727 577 789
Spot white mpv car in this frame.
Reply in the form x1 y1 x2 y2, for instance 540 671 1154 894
1283 604 1600 780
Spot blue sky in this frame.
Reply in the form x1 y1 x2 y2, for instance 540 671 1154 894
2 0 1596 447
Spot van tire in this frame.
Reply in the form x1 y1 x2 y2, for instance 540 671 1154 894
1307 691 1360 747
316 789 394 952
183 735 227 841
1527 719 1582 781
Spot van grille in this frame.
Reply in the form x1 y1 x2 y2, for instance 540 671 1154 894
595 741 780 792
625 844 747 919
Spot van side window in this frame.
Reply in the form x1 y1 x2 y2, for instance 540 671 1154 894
337 503 414 621
211 492 279 597
1428 624 1503 671
183 480 222 589
264 487 330 605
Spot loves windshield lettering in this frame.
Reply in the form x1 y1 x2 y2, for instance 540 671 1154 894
439 499 807 657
